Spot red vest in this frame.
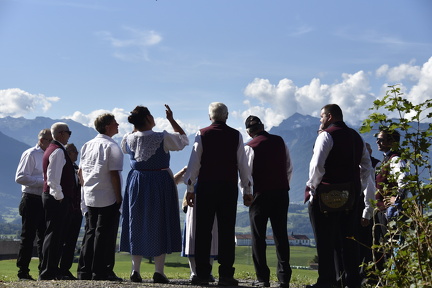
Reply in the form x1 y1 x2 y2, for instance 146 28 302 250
43 141 76 199
246 131 289 194
375 152 400 209
198 122 239 183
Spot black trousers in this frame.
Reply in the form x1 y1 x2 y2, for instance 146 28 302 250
249 190 292 284
195 181 238 279
59 209 83 274
17 194 46 276
77 203 120 280
39 193 68 280
308 200 361 287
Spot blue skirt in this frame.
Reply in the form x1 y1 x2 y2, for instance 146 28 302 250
120 169 182 257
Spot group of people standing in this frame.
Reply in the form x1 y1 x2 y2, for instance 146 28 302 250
14 102 406 288
15 117 124 281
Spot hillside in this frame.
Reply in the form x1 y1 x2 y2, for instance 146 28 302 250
0 131 30 215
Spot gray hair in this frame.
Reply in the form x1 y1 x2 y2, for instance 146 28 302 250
208 102 228 122
38 128 52 139
51 122 69 140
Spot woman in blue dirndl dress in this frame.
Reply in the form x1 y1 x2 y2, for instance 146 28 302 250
120 105 188 283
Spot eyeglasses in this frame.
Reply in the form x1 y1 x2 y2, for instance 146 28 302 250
60 130 72 136
376 138 386 143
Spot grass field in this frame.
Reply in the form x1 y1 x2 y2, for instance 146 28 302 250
0 246 318 285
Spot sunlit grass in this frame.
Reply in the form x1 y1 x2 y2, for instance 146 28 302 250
0 246 317 284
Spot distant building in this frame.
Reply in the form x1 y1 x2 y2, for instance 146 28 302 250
235 234 252 246
288 232 310 246
235 233 310 247
0 240 21 260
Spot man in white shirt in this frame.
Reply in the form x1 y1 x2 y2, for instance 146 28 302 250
15 129 52 280
304 104 374 288
184 102 252 287
39 122 75 280
77 113 123 281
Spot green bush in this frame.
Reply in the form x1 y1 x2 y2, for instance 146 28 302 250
360 85 432 287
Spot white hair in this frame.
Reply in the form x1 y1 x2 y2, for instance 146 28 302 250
51 122 68 140
208 102 228 122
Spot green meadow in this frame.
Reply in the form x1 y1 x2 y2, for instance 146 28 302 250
0 246 317 285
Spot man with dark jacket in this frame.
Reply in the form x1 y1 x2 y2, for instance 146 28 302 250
39 122 75 280
184 102 252 286
243 116 293 288
304 104 374 288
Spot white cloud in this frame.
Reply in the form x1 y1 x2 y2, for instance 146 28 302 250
241 71 376 130
406 57 432 120
97 26 162 62
374 57 432 121
0 88 59 117
240 57 432 131
64 108 199 138
376 59 422 82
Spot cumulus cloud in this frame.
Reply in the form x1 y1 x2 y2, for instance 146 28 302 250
376 59 422 82
64 108 199 138
374 57 432 121
97 26 162 61
405 57 432 106
0 88 59 117
241 71 376 130
239 57 432 131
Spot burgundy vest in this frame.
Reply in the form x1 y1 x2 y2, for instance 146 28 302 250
375 152 400 209
246 131 289 194
43 141 76 199
321 122 363 191
198 122 239 183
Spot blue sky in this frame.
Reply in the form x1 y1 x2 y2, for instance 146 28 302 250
1 0 431 139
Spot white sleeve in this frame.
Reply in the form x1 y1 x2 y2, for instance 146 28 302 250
47 148 66 200
184 132 202 193
163 131 189 152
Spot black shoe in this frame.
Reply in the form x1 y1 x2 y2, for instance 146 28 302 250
153 272 169 284
305 284 334 288
191 276 209 286
77 272 92 280
92 274 109 281
18 272 35 281
209 275 216 282
130 271 142 283
218 276 239 286
58 270 77 280
107 272 123 282
253 280 270 287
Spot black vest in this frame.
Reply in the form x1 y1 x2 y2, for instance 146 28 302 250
321 122 363 193
198 122 239 183
43 141 76 199
246 131 289 194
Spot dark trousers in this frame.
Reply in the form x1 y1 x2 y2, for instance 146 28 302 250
17 194 46 276
308 200 361 287
356 196 373 277
77 213 90 279
77 203 119 280
39 193 68 280
373 210 389 271
195 181 238 279
249 190 292 284
59 209 83 274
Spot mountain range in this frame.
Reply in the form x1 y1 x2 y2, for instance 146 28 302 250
0 113 384 223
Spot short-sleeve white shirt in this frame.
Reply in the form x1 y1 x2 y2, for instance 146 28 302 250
80 134 123 208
